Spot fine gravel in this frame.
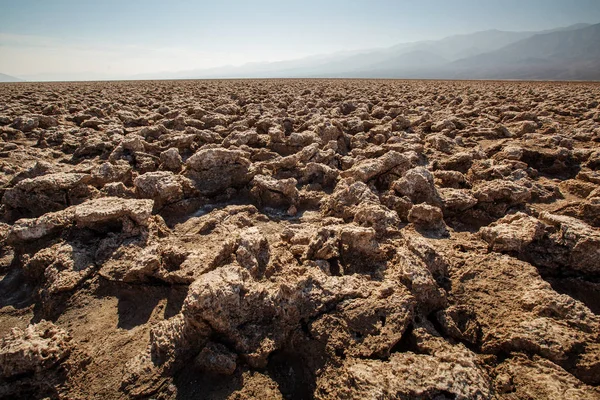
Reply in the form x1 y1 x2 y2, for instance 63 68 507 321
0 79 599 399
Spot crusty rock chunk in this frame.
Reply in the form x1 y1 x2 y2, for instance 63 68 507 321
2 78 600 400
145 266 381 372
393 166 441 206
321 179 379 220
473 179 531 204
0 321 71 378
431 118 456 132
236 227 270 278
121 134 146 152
250 174 299 209
25 241 95 296
339 225 383 260
134 171 192 210
408 204 447 233
185 147 252 195
449 251 600 382
538 212 600 274
117 111 148 128
159 147 183 170
581 196 600 226
436 151 474 173
309 283 414 358
139 124 168 141
194 342 237 375
392 240 448 313
8 161 54 186
74 197 154 229
315 330 492 400
10 116 39 132
186 147 250 171
90 161 132 187
480 212 544 252
434 169 469 188
2 172 93 217
439 187 478 212
299 162 340 188
340 150 417 183
8 209 76 243
352 201 400 235
8 197 154 243
494 355 600 399
223 129 260 147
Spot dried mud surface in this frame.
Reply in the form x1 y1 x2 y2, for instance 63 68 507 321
0 79 599 399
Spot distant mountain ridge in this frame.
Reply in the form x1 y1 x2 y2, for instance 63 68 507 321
14 22 600 81
0 73 24 82
160 22 599 81
447 23 600 80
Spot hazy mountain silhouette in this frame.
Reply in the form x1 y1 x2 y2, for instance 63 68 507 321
448 23 600 80
11 22 600 81
155 28 544 79
162 22 599 81
0 73 24 82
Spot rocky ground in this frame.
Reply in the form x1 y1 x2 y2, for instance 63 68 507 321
0 79 599 399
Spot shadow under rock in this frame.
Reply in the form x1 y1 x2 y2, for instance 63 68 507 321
546 277 600 315
267 350 315 400
174 365 244 400
161 188 259 228
0 267 35 310
414 226 451 239
505 238 600 316
96 278 188 330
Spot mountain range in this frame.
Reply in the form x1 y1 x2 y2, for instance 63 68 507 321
0 73 23 83
152 22 600 81
3 22 599 81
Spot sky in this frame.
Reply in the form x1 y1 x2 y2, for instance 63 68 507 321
1 0 599 80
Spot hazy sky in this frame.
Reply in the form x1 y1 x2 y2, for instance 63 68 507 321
1 0 599 80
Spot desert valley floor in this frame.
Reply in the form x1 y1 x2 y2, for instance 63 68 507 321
0 79 599 399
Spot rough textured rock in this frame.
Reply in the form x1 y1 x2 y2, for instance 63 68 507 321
160 147 183 170
321 179 380 220
448 250 600 384
1 80 599 399
2 172 93 217
439 187 478 212
25 241 95 297
315 328 492 400
91 161 132 187
73 197 154 229
494 355 600 399
194 342 238 375
250 174 299 209
0 321 71 378
340 150 417 183
480 212 545 252
8 197 154 243
538 212 600 274
408 203 447 233
393 166 441 206
473 179 531 205
133 171 192 210
185 147 252 195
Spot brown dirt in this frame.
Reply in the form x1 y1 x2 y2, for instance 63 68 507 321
0 79 599 399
